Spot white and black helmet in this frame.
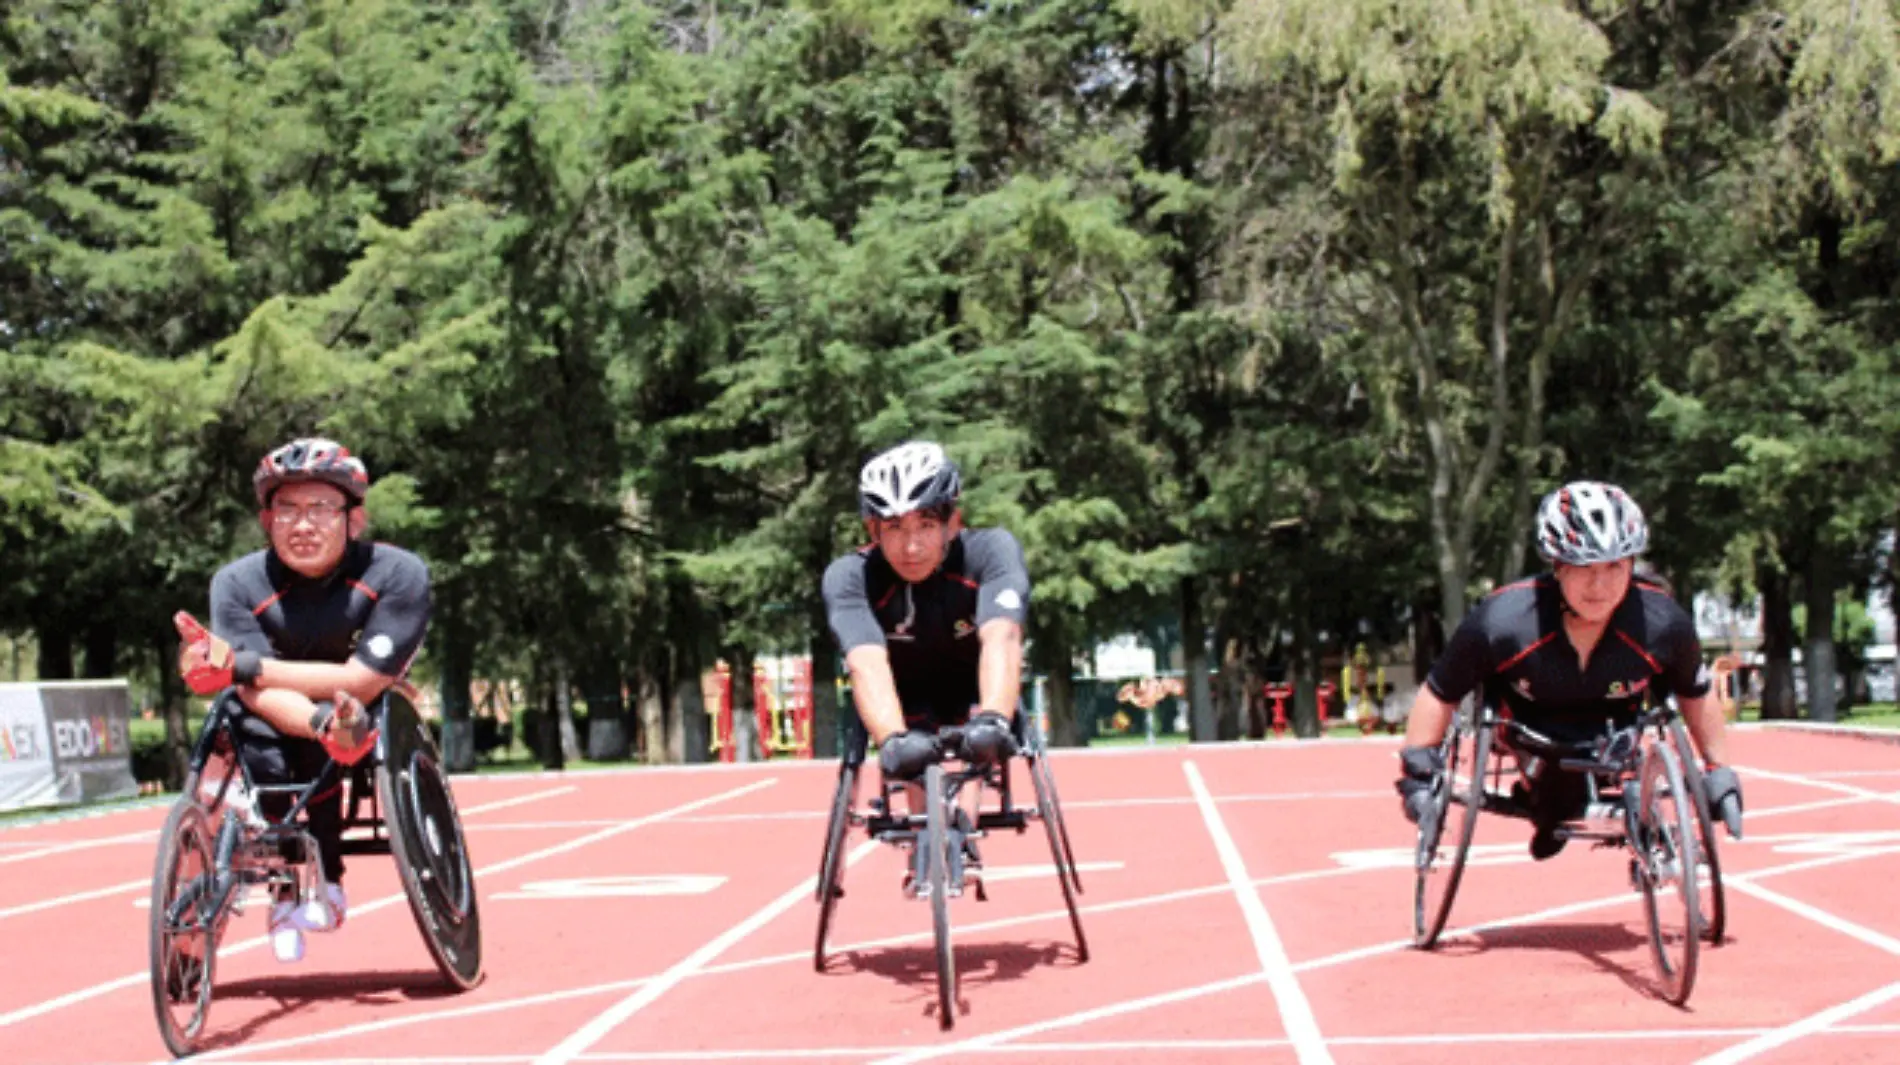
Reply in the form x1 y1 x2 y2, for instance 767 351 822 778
1536 481 1649 566
858 441 962 519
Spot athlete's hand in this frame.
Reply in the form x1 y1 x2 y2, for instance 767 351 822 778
173 612 236 696
1396 744 1443 825
878 730 942 781
315 692 379 766
1703 765 1743 840
960 711 1017 767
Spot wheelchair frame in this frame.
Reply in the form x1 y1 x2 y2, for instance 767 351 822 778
148 687 482 1058
813 710 1087 1031
1412 700 1725 1006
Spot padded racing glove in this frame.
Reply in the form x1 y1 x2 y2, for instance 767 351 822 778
1396 744 1443 825
960 710 1018 767
173 612 262 696
311 692 379 766
878 729 942 781
1703 764 1743 840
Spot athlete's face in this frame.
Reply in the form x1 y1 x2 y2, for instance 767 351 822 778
869 509 963 583
261 481 364 578
1553 558 1634 624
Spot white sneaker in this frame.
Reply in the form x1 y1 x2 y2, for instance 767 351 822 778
296 882 347 933
268 901 306 963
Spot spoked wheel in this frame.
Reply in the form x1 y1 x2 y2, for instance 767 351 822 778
379 693 484 990
1414 710 1491 948
1025 729 1083 895
1668 719 1726 944
1638 738 1702 1006
924 764 957 1030
149 798 219 1059
813 761 858 972
1026 743 1089 962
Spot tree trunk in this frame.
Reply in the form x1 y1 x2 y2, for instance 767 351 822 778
1802 551 1840 723
729 646 758 763
583 660 631 761
1290 616 1321 740
35 620 73 680
1759 566 1799 719
1182 577 1216 742
554 659 581 763
810 624 841 759
1412 594 1446 699
1034 630 1081 747
155 635 189 791
438 617 476 773
81 622 116 679
1215 632 1244 741
637 668 667 764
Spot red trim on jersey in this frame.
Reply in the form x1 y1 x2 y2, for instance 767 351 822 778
251 591 284 617
347 579 379 601
1492 578 1540 597
1615 629 1663 673
945 574 978 590
1497 632 1557 672
874 584 899 609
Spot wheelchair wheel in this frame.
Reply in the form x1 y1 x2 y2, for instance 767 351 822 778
1637 737 1701 1006
378 693 484 990
149 798 219 1059
925 763 957 1030
1027 741 1089 962
813 760 858 972
1414 709 1491 948
1668 718 1726 944
1025 728 1083 894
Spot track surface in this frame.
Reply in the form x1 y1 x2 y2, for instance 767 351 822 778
3 724 1898 1064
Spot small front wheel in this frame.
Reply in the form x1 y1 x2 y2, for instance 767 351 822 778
925 764 957 1030
1638 738 1702 1006
149 799 220 1058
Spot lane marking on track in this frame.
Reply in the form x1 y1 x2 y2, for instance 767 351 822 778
1734 765 1900 805
1693 980 1900 1065
0 878 147 921
457 785 580 816
494 875 728 900
0 779 777 1034
1180 760 1331 1065
0 830 151 865
532 838 881 1065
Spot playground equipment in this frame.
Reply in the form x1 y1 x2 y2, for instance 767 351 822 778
706 660 816 762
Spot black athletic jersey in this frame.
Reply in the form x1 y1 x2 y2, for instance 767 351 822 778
1426 575 1710 736
209 540 431 678
821 529 1031 725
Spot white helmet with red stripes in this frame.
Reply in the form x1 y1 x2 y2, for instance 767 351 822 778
1536 481 1649 566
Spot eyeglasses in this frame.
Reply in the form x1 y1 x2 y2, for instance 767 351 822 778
270 502 349 527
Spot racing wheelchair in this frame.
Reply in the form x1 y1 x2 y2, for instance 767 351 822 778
148 686 482 1057
1412 698 1728 1005
813 710 1087 1030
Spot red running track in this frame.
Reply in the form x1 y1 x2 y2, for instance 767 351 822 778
2 725 1898 1064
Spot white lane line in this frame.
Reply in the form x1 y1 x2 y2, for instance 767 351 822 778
1694 981 1900 1065
532 838 881 1065
0 878 147 922
458 785 580 816
1734 765 1900 805
0 779 776 1032
1181 760 1332 1065
1725 877 1900 956
0 830 151 865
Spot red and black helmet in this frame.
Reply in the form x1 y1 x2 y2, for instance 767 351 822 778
252 437 370 507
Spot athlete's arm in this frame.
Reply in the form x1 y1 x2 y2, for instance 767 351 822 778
824 555 906 743
1658 600 1729 765
1402 603 1495 749
970 529 1032 720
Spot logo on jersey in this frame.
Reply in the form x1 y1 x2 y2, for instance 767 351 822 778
994 589 1022 612
366 634 395 661
1607 677 1650 699
954 620 975 640
1515 678 1535 701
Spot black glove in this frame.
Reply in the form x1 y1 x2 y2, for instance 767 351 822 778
1396 744 1443 825
878 730 942 781
1703 765 1743 840
960 711 1017 767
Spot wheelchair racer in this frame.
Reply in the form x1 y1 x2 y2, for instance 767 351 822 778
173 437 431 962
1395 481 1745 860
821 441 1030 863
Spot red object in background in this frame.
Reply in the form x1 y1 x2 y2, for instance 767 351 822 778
714 664 736 763
1263 683 1294 737
1317 681 1336 727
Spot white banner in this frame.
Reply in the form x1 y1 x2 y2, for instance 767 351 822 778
0 681 137 813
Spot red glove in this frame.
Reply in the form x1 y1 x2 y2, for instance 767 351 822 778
173 612 235 696
318 691 379 766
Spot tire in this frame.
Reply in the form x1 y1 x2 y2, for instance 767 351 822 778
1028 745 1089 962
379 693 484 990
1414 710 1491 948
925 764 957 1031
149 799 219 1059
1638 738 1702 1006
813 761 857 972
1668 718 1726 944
